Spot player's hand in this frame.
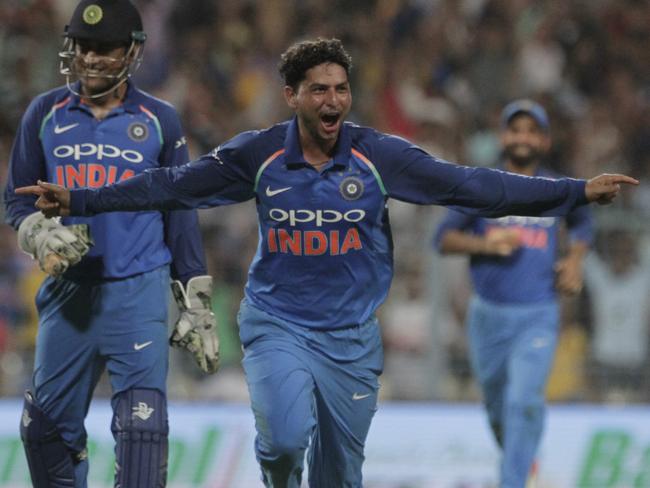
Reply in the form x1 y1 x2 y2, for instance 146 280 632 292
15 181 71 218
585 174 639 205
484 228 521 256
170 276 220 374
554 256 583 295
17 212 93 277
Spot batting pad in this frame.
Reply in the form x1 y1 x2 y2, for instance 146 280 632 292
111 388 169 488
20 391 77 487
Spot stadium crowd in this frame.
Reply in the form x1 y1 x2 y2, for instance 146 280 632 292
1 0 649 403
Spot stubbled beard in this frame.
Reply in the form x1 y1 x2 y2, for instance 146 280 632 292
503 144 540 167
74 60 126 95
79 75 123 99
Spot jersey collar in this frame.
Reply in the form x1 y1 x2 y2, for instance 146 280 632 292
284 116 351 170
68 81 141 114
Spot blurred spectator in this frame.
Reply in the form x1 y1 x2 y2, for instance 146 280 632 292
583 229 650 402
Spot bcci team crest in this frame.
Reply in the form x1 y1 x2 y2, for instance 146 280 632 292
340 176 364 201
128 122 149 142
82 5 103 25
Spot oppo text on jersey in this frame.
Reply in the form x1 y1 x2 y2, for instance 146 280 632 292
53 143 144 164
268 208 365 227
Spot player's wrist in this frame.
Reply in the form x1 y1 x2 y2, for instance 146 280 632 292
576 179 589 205
69 189 88 216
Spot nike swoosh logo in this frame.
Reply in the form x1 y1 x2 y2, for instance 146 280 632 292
134 341 153 351
265 186 292 197
352 392 371 401
54 123 79 134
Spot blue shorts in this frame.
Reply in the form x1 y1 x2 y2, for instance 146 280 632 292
32 266 170 452
238 298 383 487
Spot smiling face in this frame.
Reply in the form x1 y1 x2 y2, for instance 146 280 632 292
500 113 550 170
284 62 352 153
73 39 129 96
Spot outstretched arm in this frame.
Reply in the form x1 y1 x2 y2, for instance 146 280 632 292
15 130 267 218
16 152 257 217
367 133 638 217
16 170 638 218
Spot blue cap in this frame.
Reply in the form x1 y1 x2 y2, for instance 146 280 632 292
500 99 549 131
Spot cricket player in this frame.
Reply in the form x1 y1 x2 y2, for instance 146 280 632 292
434 100 592 487
4 1 218 486
17 39 636 488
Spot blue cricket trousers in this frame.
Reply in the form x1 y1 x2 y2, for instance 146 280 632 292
467 295 559 488
32 266 170 486
238 298 383 488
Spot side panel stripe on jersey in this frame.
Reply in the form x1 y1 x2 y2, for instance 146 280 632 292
253 149 285 192
351 148 387 196
139 105 163 145
39 97 71 139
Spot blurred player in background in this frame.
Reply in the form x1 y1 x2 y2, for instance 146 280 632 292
434 100 593 488
17 40 635 488
3 1 218 486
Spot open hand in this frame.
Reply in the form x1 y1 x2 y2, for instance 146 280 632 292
15 181 71 218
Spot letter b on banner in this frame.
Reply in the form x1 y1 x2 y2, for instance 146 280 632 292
579 431 629 487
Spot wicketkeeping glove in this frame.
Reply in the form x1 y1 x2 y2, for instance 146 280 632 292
17 212 93 277
170 275 220 374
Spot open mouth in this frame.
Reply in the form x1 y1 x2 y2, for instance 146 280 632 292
320 112 340 132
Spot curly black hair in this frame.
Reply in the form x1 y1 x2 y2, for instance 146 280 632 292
278 38 352 90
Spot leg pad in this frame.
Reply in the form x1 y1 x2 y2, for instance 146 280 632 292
20 391 80 488
112 388 168 488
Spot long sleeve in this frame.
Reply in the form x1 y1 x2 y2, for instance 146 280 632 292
365 131 587 217
4 95 50 229
157 104 207 283
70 131 261 216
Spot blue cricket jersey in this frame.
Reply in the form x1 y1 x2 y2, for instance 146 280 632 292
4 82 206 283
68 117 588 329
434 167 593 304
